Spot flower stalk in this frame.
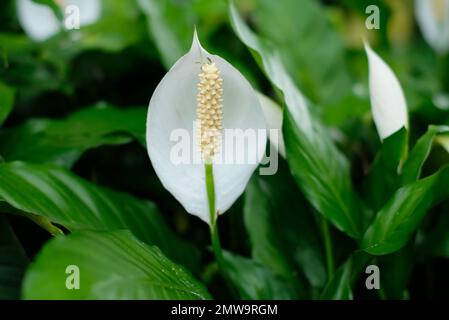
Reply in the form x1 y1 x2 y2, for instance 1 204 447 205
205 163 236 298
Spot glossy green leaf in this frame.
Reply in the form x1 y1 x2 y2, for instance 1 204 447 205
401 125 449 184
137 0 195 68
379 243 413 299
320 251 371 300
0 81 15 127
137 0 227 68
417 202 449 258
244 160 326 288
23 230 210 299
0 103 146 168
0 161 199 270
0 215 28 299
224 251 299 299
362 166 449 255
229 1 364 239
363 128 408 212
251 0 351 105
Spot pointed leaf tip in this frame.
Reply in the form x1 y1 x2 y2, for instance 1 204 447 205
365 45 409 140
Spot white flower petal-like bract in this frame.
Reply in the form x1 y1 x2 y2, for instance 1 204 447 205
365 43 409 140
415 0 449 54
146 31 267 224
16 0 101 42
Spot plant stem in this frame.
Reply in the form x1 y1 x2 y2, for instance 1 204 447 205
321 217 335 280
205 163 236 298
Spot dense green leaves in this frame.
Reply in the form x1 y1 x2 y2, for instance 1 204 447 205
401 125 449 184
23 230 210 299
138 0 195 68
419 208 449 258
244 161 326 288
138 0 226 68
224 251 299 299
379 244 413 299
229 2 364 238
362 166 449 255
251 0 351 105
363 128 408 212
320 251 371 300
0 104 146 168
0 162 199 270
0 215 28 299
0 0 448 301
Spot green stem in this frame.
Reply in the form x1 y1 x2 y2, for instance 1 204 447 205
321 217 334 280
205 163 236 298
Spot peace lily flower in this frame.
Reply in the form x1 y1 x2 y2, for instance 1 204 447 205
146 30 266 225
365 43 409 140
415 0 449 54
16 0 101 42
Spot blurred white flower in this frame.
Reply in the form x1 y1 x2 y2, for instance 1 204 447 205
16 0 101 42
146 31 266 224
365 43 409 140
415 0 449 54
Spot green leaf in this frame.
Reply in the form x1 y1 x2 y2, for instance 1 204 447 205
417 203 449 258
0 33 35 57
0 215 28 299
223 251 299 299
251 0 351 105
23 230 210 299
0 103 146 168
137 0 227 68
379 243 413 299
401 125 449 184
362 165 449 255
363 128 408 212
244 160 326 288
320 251 371 300
137 0 195 68
0 161 200 270
0 81 15 127
229 1 364 239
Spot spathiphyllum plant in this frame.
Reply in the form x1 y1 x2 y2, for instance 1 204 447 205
4 0 449 303
146 30 266 284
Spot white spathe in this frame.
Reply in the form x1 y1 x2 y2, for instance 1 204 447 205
16 0 101 42
415 0 449 54
365 43 409 140
146 31 267 224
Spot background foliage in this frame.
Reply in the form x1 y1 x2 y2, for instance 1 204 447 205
1 0 449 299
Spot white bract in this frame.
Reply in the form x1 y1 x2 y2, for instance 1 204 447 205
16 0 101 42
415 0 449 54
146 31 267 224
365 43 409 140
